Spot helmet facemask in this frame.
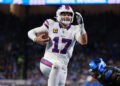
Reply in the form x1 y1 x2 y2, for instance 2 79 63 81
56 5 74 26
60 12 73 25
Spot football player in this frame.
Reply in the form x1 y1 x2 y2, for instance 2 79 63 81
28 5 88 86
89 58 120 86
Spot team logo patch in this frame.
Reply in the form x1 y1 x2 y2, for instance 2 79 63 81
53 29 58 33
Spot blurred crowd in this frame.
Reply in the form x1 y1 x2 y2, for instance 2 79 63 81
0 11 120 86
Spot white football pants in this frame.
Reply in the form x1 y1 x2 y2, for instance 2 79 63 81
40 58 67 86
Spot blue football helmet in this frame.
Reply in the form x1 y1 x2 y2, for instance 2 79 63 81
89 58 106 72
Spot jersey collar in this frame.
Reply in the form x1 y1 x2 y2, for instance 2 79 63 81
59 23 71 30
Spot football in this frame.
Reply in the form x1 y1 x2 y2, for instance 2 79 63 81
36 32 49 39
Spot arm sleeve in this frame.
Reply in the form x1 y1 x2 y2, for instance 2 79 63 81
28 24 48 41
75 24 86 41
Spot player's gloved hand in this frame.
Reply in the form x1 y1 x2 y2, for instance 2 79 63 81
75 12 86 35
34 33 49 45
75 12 84 24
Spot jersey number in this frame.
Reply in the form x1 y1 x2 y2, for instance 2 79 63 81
52 37 72 54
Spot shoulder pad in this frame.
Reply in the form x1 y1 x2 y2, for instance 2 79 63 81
43 19 55 29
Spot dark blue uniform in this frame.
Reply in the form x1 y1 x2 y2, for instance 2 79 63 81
89 58 120 86
96 66 120 86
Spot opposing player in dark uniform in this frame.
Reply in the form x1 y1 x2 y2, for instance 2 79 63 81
89 58 120 86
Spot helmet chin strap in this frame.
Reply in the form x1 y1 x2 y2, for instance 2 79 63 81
62 21 71 25
60 16 72 26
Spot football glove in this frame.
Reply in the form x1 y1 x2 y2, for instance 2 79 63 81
75 12 84 24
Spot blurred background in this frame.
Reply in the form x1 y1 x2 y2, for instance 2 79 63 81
0 1 120 86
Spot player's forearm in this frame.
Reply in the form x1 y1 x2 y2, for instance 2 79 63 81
77 24 88 45
78 33 88 45
28 29 37 41
28 25 48 41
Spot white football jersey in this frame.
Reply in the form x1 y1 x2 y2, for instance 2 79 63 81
43 19 82 66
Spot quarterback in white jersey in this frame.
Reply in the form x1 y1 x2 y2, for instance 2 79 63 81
28 5 87 86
